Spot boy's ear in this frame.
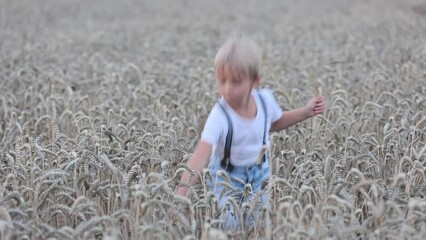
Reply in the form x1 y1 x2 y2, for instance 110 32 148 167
253 76 260 86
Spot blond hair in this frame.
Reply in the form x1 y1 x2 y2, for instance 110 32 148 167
214 37 262 81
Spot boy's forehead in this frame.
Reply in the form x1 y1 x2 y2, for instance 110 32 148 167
215 63 245 79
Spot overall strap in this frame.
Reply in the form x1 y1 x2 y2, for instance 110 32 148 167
257 91 268 166
257 91 268 145
217 102 233 172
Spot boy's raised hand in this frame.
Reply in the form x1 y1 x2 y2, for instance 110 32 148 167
304 96 325 117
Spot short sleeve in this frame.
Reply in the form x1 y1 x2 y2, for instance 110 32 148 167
259 89 282 123
200 104 226 145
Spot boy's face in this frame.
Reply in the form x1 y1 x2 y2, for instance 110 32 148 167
215 64 259 106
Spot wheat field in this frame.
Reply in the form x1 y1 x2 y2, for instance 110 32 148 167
0 0 425 239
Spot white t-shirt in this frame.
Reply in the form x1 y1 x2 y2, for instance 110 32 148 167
201 89 282 167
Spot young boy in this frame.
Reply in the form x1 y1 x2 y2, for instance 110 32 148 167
176 37 324 229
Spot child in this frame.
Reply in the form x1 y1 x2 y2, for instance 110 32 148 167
176 37 325 229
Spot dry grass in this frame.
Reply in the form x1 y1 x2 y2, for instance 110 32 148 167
1 0 425 239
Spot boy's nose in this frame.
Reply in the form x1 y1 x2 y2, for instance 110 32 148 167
225 83 233 94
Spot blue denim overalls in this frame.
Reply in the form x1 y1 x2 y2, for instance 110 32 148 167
207 92 270 230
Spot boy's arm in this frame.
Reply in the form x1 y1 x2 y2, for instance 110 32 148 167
270 96 324 132
176 141 212 196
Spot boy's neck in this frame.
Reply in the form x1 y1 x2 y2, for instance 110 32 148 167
226 93 257 119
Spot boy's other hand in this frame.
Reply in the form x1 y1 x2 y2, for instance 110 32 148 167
305 96 325 117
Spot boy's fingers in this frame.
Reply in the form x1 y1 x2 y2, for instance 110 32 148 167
314 96 324 104
309 96 324 113
314 105 325 112
315 102 324 107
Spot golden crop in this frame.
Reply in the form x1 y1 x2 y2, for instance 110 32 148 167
0 0 425 239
